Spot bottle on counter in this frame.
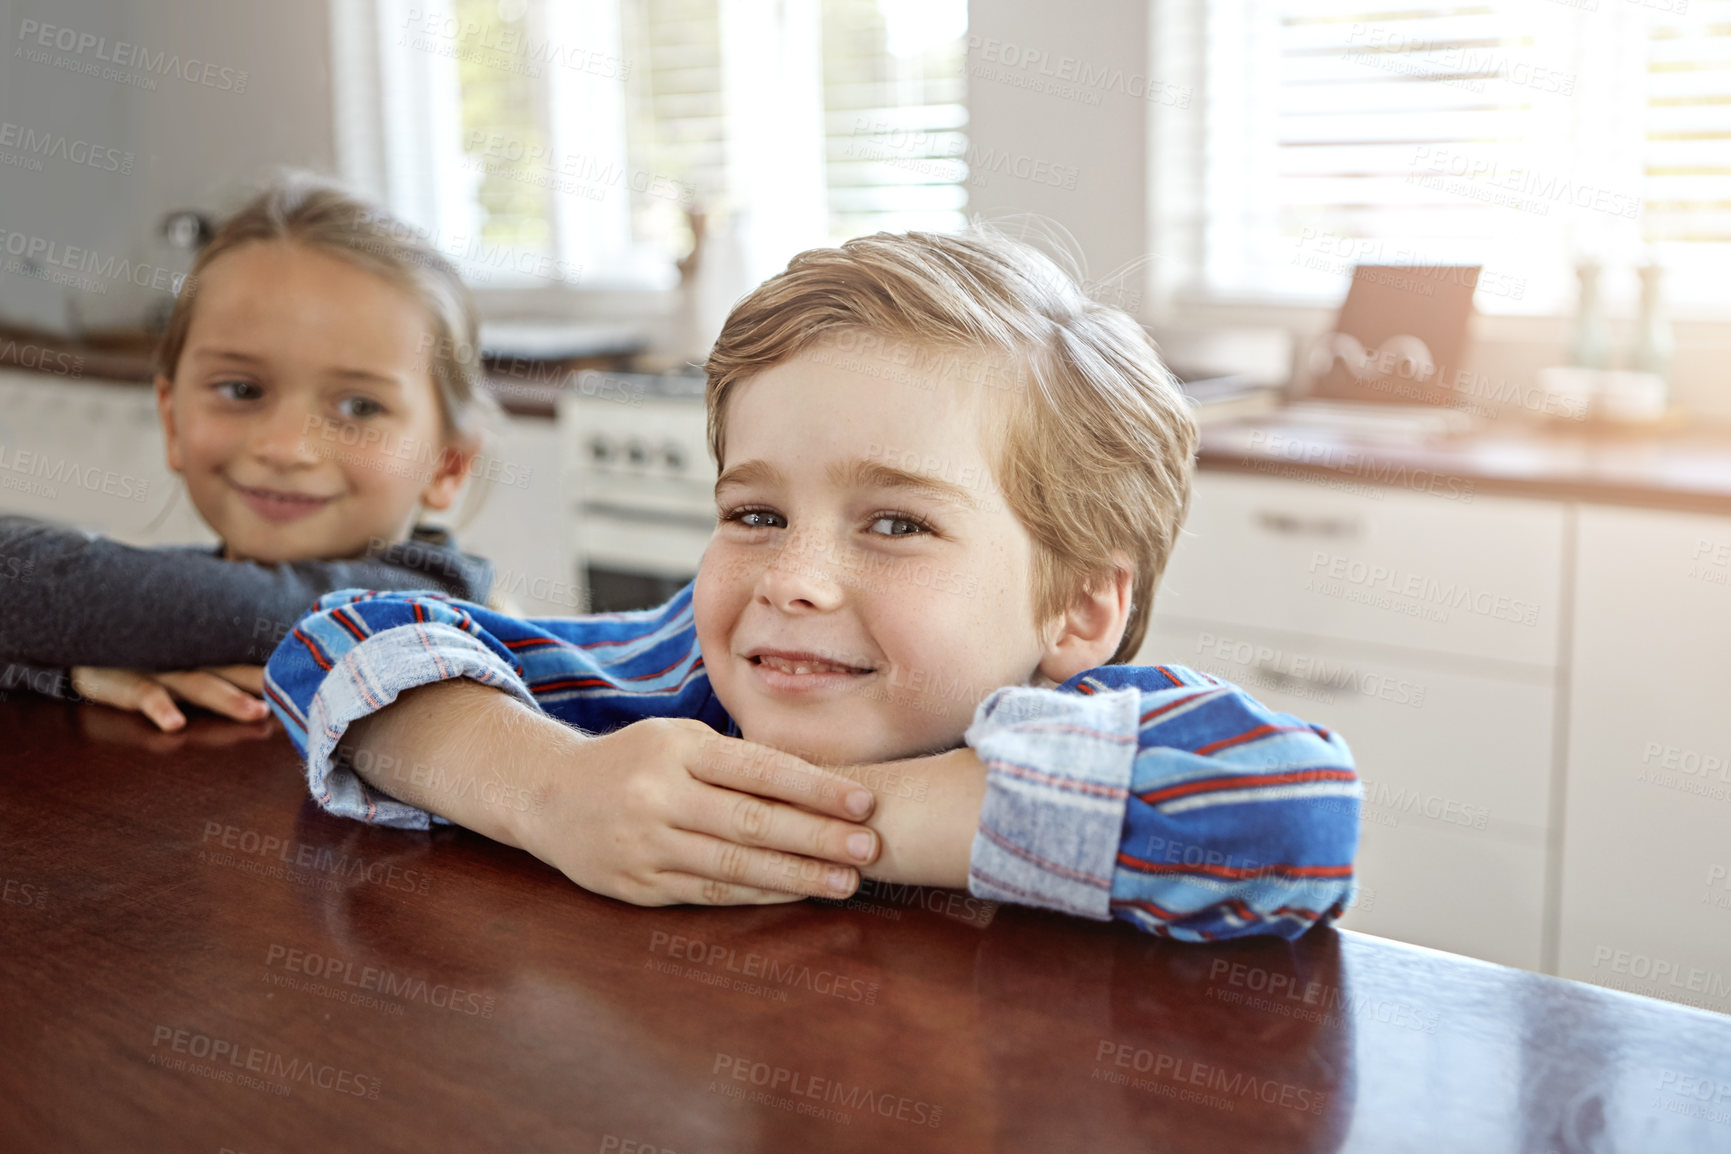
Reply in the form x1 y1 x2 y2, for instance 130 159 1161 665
1566 259 1610 370
1631 260 1674 387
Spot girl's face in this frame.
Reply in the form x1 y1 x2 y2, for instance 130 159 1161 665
155 241 472 563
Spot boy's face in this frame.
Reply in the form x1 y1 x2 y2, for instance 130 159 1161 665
693 338 1057 767
156 241 469 564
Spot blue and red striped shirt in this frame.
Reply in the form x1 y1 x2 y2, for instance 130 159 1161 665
264 581 1361 941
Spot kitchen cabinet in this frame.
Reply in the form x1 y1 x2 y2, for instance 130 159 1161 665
0 370 212 546
1138 473 1567 970
1144 469 1731 1005
1152 471 1566 666
1141 617 1554 969
1557 504 1731 1014
431 414 571 617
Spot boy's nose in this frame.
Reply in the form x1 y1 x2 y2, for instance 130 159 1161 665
758 532 847 612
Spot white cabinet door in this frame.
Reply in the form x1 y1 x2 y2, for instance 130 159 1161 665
432 414 576 617
1157 472 1567 667
1559 504 1731 1014
1141 618 1553 970
0 370 213 546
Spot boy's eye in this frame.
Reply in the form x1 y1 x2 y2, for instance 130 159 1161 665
215 379 262 402
336 396 386 420
719 506 932 536
722 506 786 529
869 512 930 537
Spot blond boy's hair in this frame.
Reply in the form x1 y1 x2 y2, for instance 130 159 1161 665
156 175 495 440
705 229 1198 664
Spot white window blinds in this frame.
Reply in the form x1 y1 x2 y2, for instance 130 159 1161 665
1161 0 1731 312
820 0 970 241
1643 0 1731 302
361 0 972 287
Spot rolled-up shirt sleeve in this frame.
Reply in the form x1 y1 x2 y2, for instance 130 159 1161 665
265 594 537 829
963 685 1141 920
264 581 725 829
963 663 1361 941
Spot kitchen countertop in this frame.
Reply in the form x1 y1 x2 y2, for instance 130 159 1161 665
0 326 641 420
1200 409 1731 516
7 327 1730 512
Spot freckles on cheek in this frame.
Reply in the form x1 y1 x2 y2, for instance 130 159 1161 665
978 538 1026 604
691 568 736 653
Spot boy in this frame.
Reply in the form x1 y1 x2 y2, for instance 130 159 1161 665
264 230 1361 940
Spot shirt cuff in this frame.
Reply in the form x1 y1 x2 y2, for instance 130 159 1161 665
962 684 1142 920
302 621 538 829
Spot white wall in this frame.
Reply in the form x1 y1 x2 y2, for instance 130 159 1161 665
0 0 336 333
962 0 1150 296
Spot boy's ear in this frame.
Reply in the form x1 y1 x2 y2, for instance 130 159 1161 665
418 433 480 512
154 375 184 474
1036 561 1134 686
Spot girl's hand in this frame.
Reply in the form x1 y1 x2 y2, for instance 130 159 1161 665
69 665 270 732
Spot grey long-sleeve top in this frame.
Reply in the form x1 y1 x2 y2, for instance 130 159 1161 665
0 515 493 699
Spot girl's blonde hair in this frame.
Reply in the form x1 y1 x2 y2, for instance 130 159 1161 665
155 175 495 440
704 229 1198 664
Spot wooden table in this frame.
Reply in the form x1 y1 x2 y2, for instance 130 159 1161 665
3 696 1728 1153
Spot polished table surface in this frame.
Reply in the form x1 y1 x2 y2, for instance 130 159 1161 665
3 696 1729 1153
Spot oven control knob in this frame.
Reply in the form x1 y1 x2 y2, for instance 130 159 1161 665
661 442 686 471
625 438 650 466
587 435 612 463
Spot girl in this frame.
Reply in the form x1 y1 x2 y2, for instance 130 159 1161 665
0 177 496 732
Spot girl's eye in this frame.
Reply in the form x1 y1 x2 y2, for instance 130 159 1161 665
722 507 786 529
869 512 931 537
215 379 262 402
336 396 386 420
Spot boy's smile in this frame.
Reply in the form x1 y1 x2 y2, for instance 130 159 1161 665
693 337 1066 767
745 646 877 691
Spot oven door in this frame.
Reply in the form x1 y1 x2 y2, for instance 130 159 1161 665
576 499 713 612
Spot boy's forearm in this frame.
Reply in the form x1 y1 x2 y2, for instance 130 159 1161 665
338 678 568 851
340 685 989 890
828 746 987 889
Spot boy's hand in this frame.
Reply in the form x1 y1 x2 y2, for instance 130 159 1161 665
69 664 270 731
340 681 883 908
521 717 882 907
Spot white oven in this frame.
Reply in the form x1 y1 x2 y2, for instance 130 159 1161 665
559 371 716 612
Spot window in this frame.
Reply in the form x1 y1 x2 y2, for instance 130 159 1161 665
1644 1 1731 303
1154 0 1731 313
337 0 969 291
820 0 971 240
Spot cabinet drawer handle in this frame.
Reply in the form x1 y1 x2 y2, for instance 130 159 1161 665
1255 661 1344 694
1253 510 1361 538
